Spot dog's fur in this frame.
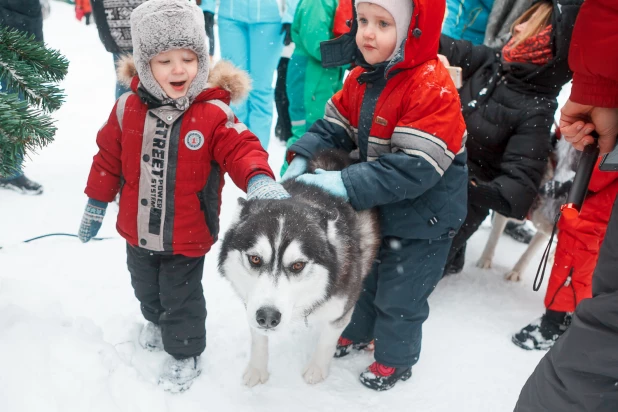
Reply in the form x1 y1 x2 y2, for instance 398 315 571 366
218 150 380 386
476 138 579 281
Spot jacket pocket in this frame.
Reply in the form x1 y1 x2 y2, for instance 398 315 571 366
409 195 440 227
196 161 221 242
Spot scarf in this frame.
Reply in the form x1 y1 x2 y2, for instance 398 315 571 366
502 25 553 66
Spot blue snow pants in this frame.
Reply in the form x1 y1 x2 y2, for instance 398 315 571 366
342 236 453 369
218 17 284 149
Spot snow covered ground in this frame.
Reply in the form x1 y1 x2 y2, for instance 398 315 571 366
1 3 565 411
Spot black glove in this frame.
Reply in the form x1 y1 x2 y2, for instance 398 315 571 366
281 23 292 46
539 180 573 199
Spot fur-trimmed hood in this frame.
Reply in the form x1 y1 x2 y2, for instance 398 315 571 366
116 55 251 104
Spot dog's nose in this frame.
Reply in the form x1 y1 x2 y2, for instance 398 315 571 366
256 306 281 329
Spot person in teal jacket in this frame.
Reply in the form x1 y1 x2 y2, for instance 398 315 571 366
198 0 216 58
218 0 299 149
280 0 347 175
442 0 495 45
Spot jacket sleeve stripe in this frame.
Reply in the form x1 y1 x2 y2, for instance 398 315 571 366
324 99 354 140
397 149 445 176
394 126 456 158
392 128 456 175
207 99 248 133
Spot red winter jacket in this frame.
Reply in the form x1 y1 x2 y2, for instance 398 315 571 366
569 0 618 107
545 161 618 312
289 0 468 239
85 60 274 257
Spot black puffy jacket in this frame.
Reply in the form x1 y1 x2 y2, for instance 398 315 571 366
439 0 582 219
0 0 43 41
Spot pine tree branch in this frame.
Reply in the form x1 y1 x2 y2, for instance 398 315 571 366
0 92 56 177
0 28 69 83
0 58 66 112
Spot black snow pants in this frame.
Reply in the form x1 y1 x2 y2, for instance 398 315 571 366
126 244 207 359
515 195 618 411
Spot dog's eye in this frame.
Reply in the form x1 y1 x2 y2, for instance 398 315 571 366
290 262 306 273
248 255 262 266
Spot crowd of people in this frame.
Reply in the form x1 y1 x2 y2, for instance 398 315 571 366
2 0 618 407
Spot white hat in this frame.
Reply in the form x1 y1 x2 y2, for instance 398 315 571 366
355 0 414 61
131 0 209 109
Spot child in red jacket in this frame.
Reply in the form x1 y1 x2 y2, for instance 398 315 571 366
282 0 467 390
77 0 288 393
513 158 618 350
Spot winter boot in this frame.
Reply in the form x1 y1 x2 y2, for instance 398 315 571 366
334 336 373 358
139 322 163 352
512 310 572 350
504 221 536 244
158 356 202 393
0 175 43 195
359 361 412 391
443 244 466 276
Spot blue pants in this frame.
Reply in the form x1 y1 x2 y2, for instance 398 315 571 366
218 17 284 149
342 236 452 369
113 54 131 100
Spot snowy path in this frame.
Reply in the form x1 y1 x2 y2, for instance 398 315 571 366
0 3 552 411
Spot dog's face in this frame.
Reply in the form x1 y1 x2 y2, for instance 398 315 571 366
219 199 339 334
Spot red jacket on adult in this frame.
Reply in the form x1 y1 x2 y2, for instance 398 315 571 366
85 59 274 257
568 0 618 107
545 161 618 312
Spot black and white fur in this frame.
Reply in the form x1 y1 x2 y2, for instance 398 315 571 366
218 150 380 386
476 137 579 281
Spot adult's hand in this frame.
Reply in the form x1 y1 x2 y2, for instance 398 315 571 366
559 99 618 154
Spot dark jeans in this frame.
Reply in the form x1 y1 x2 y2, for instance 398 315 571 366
515 195 618 411
444 202 490 270
126 244 207 359
342 236 452 368
203 11 215 57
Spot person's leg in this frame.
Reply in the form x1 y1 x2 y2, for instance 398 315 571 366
340 258 379 344
203 11 215 57
444 202 490 273
372 237 452 369
158 254 207 359
126 244 164 324
280 54 308 175
218 17 249 124
515 196 618 411
246 22 285 149
113 54 131 100
274 57 291 143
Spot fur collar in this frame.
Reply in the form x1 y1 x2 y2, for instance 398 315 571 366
115 55 251 104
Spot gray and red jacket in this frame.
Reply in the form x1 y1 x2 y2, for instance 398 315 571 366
85 60 274 257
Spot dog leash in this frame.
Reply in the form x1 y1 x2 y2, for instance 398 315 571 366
0 233 114 250
532 212 560 291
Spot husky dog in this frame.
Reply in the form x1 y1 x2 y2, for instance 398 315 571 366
476 137 579 281
218 150 380 387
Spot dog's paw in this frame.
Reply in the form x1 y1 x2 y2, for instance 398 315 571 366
243 364 269 387
476 258 492 269
505 270 522 282
302 361 329 385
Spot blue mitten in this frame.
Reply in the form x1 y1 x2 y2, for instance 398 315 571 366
247 175 291 200
296 169 349 201
280 156 308 182
78 198 108 243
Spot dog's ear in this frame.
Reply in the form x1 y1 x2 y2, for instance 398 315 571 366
237 197 247 207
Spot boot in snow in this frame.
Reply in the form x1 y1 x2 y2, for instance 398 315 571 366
359 361 412 391
512 310 571 350
159 356 202 393
334 336 373 358
504 221 536 244
0 175 43 195
139 322 163 352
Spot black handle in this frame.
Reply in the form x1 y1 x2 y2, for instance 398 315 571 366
563 131 600 217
